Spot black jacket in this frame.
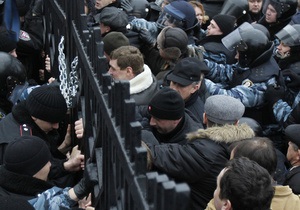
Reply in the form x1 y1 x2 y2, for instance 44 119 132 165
284 166 300 194
142 110 203 145
185 90 205 125
148 124 255 209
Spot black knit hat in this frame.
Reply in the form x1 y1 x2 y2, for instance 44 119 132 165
213 14 236 36
0 196 34 210
0 29 17 53
103 31 130 56
285 124 300 148
148 87 185 120
26 85 67 123
3 136 51 176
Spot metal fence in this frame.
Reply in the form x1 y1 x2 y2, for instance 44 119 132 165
44 0 190 209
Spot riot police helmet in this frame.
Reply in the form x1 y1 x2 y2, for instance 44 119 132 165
156 1 198 31
0 52 26 98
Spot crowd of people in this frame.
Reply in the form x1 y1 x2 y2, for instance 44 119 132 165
1 0 300 209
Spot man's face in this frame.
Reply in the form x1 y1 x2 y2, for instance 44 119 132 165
150 116 179 134
33 117 59 133
170 81 198 101
95 0 112 10
214 168 229 210
276 42 291 58
108 59 130 80
265 4 277 23
248 0 263 14
206 20 223 36
286 141 299 165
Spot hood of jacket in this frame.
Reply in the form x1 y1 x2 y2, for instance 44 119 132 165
187 124 255 143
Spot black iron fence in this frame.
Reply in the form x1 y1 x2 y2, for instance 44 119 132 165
44 0 190 209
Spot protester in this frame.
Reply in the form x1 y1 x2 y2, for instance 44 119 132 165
141 87 202 145
283 124 300 194
213 157 274 210
108 45 159 106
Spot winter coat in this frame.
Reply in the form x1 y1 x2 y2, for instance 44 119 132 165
148 124 255 209
130 64 159 106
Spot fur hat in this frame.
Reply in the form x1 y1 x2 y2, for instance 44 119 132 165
148 87 185 120
4 136 51 176
205 95 245 125
213 14 236 36
26 85 67 123
103 32 130 56
157 26 188 61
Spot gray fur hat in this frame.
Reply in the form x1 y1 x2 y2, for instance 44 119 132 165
205 95 245 125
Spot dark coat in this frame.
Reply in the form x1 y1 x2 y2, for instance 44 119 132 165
284 166 300 194
148 124 255 210
185 90 205 125
0 101 74 187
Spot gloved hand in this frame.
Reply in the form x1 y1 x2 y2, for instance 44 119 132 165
265 85 285 106
73 161 98 199
282 70 300 88
121 0 133 14
139 29 156 46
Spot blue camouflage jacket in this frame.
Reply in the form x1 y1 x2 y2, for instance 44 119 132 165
28 187 77 210
204 59 278 108
273 92 300 125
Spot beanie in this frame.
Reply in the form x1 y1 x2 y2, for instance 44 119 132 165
205 95 245 125
213 14 236 36
26 85 67 123
285 124 300 148
148 87 185 120
4 136 51 176
167 57 209 86
103 32 130 56
157 26 188 60
98 7 128 30
0 29 17 53
0 196 34 210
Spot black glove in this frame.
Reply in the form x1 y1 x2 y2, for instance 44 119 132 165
282 70 300 88
121 0 133 14
139 29 156 46
73 162 98 199
265 85 285 106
